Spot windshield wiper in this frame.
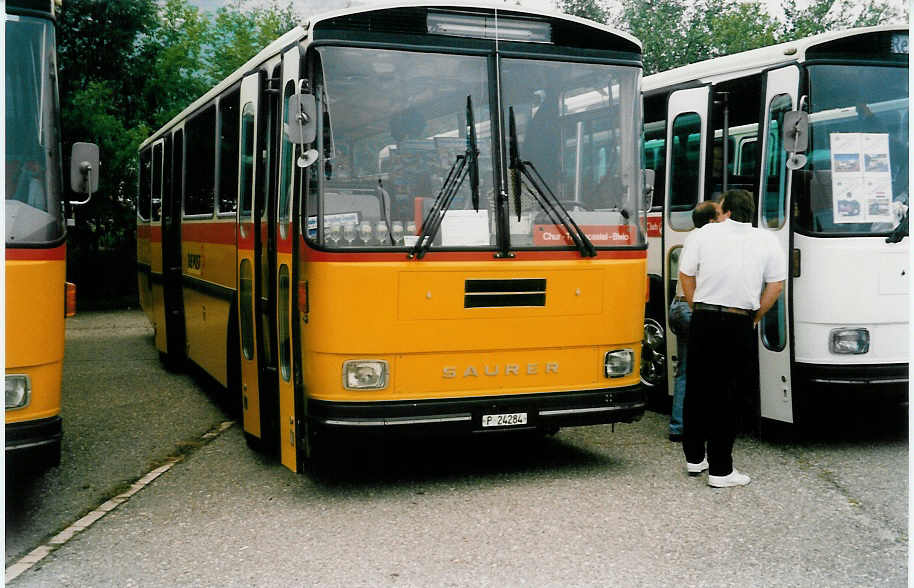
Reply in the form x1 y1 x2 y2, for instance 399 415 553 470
507 107 596 257
409 96 480 259
886 205 908 243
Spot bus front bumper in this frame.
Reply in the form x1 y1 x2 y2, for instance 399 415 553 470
308 385 646 435
795 362 908 400
5 415 62 456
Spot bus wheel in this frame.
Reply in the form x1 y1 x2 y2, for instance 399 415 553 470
640 317 667 408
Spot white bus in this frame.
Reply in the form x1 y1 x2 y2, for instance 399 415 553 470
640 25 908 425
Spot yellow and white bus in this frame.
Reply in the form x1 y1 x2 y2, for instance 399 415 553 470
5 0 98 468
641 25 908 425
137 2 651 472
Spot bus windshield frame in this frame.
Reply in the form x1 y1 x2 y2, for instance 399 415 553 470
5 12 64 247
304 42 644 254
792 62 908 237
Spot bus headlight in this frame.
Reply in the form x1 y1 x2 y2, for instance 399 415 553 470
342 360 389 390
829 328 870 354
604 349 634 378
6 375 31 410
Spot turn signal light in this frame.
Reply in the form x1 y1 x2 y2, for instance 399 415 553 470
65 282 77 317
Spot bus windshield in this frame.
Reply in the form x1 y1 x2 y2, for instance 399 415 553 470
310 46 642 250
5 14 64 246
793 64 908 235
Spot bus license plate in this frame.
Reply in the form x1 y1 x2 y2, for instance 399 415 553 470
481 412 527 427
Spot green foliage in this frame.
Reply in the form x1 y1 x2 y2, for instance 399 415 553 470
778 0 905 41
559 0 906 75
209 0 299 81
557 0 610 24
56 0 300 308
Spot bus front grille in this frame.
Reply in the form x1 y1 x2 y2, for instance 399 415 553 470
464 278 546 308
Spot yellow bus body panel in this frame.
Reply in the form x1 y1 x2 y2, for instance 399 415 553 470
301 258 645 403
6 258 65 424
182 230 235 387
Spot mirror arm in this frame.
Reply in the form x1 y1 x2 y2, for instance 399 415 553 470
69 162 93 206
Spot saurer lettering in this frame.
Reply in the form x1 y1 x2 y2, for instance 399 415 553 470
443 363 559 378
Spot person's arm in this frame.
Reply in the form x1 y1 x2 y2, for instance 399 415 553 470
754 280 785 326
678 272 696 309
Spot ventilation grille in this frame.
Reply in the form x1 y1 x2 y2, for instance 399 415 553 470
464 279 546 308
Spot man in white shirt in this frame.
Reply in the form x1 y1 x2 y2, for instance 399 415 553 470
678 189 787 488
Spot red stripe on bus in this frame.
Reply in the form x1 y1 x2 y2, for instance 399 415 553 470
237 225 254 249
137 224 151 239
181 222 237 244
149 225 162 243
6 244 66 261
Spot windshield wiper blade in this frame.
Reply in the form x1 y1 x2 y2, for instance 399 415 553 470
886 205 908 243
408 96 480 259
507 107 596 258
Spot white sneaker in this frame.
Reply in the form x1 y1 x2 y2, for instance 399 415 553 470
686 458 708 476
708 469 751 488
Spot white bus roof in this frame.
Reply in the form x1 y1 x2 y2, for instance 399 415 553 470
303 1 641 49
643 24 907 94
141 2 640 150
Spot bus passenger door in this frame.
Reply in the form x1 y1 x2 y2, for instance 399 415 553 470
274 48 300 471
162 129 186 366
662 86 710 396
757 66 799 423
237 73 265 442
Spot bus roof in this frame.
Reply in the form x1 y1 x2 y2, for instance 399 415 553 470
642 24 907 94
304 1 641 49
141 2 640 150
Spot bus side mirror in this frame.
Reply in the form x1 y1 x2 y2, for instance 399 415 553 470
286 93 317 145
782 111 809 170
641 168 655 212
70 142 100 205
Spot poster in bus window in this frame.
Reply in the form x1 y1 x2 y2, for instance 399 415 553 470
830 133 893 224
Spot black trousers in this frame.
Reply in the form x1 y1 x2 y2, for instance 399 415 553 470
682 309 754 476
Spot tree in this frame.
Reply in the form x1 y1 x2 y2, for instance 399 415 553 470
559 0 906 75
209 0 299 82
56 0 301 308
778 0 905 41
557 0 611 24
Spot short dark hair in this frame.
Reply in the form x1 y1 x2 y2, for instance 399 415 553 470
692 201 718 229
720 189 754 223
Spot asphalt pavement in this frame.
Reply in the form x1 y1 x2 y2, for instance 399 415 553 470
4 310 909 587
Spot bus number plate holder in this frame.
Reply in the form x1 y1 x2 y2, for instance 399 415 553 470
481 412 528 427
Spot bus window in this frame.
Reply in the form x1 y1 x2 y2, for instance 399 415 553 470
138 149 151 221
502 58 642 246
184 105 216 217
761 295 787 351
278 81 295 230
163 136 172 224
239 102 255 219
762 94 792 229
173 130 184 216
152 143 162 222
278 264 291 382
793 65 908 234
218 89 240 215
643 121 666 207
668 245 682 303
738 137 758 175
669 112 701 229
239 258 254 360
